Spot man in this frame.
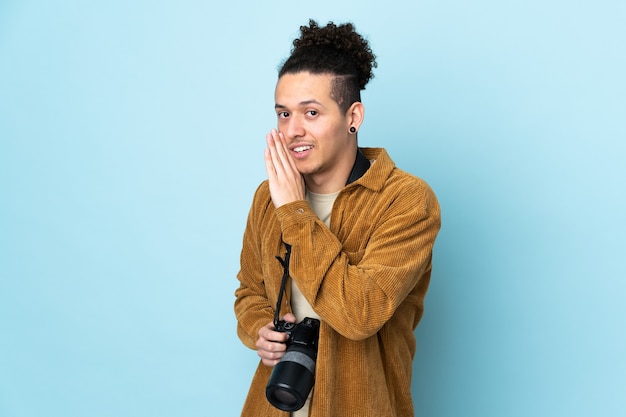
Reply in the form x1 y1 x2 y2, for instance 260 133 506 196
235 20 441 416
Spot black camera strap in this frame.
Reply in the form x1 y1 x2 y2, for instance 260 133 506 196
273 243 292 328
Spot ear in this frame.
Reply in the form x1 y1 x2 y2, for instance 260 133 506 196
346 101 365 132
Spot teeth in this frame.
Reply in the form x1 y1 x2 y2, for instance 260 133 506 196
293 146 313 153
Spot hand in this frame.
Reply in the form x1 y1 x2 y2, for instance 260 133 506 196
264 129 305 208
256 313 296 366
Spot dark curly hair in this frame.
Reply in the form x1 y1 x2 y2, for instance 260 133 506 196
278 19 377 113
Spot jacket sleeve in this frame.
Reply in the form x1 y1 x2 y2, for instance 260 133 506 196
275 178 441 341
233 184 276 350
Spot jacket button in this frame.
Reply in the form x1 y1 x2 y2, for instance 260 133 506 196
297 208 305 214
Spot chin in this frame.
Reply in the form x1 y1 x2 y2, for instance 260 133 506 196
294 161 317 176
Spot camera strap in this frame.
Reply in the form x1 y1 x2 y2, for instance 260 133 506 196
273 243 292 328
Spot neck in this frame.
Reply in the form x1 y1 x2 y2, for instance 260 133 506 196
304 147 357 194
304 172 349 195
304 146 372 194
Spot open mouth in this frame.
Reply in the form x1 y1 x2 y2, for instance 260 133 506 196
293 145 314 153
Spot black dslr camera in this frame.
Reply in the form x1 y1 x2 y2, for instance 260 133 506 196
265 244 321 412
266 317 320 411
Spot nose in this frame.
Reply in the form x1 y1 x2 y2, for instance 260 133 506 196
283 117 305 141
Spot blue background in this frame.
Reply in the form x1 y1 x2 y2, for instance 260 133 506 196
1 1 624 416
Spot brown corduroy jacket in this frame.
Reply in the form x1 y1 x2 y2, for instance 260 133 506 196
234 148 441 417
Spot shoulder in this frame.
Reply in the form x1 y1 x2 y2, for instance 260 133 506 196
246 180 274 220
362 147 438 207
252 180 271 201
389 167 437 199
381 169 439 221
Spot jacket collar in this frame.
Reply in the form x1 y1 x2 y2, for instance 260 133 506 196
346 147 395 192
346 148 371 185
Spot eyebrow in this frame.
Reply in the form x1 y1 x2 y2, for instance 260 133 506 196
275 99 324 110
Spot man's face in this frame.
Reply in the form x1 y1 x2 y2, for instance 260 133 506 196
274 72 355 184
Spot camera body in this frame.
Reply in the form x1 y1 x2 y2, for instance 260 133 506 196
273 317 319 349
265 317 320 411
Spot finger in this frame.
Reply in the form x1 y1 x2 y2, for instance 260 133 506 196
258 341 287 356
282 313 297 323
264 146 277 178
256 340 287 367
270 130 295 176
266 132 289 180
276 131 300 174
265 131 286 178
272 130 290 161
263 330 289 344
260 354 281 367
258 324 289 344
266 129 283 161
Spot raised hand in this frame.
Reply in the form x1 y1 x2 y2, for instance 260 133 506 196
264 129 305 208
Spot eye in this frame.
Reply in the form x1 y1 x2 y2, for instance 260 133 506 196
277 111 289 118
307 110 318 116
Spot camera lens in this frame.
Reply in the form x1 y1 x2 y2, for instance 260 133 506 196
267 387 298 409
265 359 314 411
